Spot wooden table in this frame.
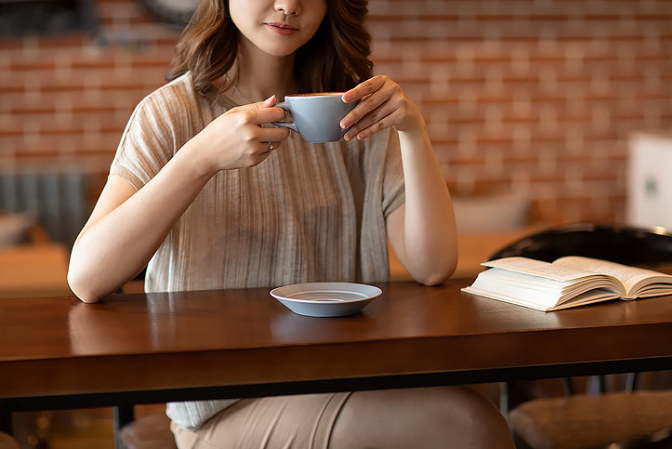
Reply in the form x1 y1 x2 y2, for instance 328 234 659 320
2 280 672 415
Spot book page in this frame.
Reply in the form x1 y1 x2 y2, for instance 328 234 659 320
462 285 618 311
482 257 600 282
553 256 672 298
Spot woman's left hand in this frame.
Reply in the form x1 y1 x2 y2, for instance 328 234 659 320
340 75 423 141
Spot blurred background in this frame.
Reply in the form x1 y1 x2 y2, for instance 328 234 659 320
1 0 672 446
1 0 671 249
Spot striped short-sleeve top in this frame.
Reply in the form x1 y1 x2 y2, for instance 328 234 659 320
109 73 406 430
111 73 405 293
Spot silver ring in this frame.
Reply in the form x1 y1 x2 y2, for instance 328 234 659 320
268 142 274 151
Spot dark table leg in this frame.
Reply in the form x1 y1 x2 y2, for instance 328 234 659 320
0 401 12 435
113 404 134 449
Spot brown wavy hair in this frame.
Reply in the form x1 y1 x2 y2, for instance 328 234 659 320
167 0 373 96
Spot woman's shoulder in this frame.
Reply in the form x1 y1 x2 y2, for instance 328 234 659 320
135 72 207 119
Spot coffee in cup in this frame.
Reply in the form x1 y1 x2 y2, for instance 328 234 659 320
271 93 357 143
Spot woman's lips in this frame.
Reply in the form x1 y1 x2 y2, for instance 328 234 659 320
266 23 298 36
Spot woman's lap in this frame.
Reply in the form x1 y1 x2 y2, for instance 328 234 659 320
171 392 351 449
171 386 514 449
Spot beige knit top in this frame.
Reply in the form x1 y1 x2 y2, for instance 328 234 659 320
110 73 405 430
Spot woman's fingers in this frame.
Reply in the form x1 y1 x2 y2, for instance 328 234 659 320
341 77 390 124
260 126 290 143
262 141 283 152
228 96 286 125
344 99 397 141
340 90 389 130
230 95 276 112
342 75 386 104
340 79 400 134
342 74 423 139
253 140 283 164
245 106 286 125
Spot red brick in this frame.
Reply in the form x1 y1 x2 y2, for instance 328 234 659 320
1 0 670 225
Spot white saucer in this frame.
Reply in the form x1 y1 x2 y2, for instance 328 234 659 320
270 282 382 317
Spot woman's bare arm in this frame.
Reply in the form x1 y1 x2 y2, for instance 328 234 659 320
342 76 457 285
68 145 214 303
385 124 457 285
68 98 289 303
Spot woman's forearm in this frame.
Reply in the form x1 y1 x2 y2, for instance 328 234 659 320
68 142 213 302
397 122 457 285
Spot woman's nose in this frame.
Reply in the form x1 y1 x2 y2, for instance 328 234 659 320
274 0 300 16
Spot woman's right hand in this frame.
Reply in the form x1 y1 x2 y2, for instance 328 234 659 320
192 95 290 174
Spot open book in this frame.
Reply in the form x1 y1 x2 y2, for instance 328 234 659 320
462 256 672 311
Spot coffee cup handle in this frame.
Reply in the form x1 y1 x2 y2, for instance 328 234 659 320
270 102 299 133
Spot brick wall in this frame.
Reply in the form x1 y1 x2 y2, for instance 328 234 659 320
1 0 671 225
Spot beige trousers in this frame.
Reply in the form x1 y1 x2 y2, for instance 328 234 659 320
171 386 516 449
171 392 351 449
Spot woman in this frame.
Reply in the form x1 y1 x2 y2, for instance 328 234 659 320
68 0 515 447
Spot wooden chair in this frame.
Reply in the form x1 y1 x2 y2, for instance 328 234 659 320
490 222 672 449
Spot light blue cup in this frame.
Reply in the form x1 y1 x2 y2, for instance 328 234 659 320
271 93 357 143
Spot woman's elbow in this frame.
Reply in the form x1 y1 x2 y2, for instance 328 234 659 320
67 266 104 303
414 269 451 286
412 254 457 286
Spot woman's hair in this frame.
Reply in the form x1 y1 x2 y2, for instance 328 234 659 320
167 0 373 96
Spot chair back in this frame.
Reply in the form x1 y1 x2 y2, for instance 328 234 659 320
489 223 672 268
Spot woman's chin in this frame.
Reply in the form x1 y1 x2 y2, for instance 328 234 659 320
262 45 300 58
